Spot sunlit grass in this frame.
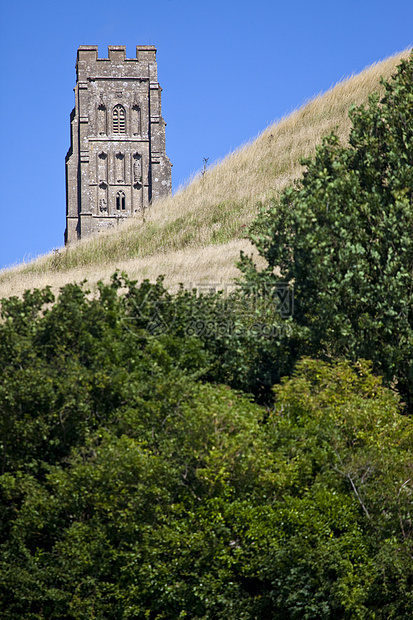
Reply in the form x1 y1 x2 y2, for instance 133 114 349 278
1 50 410 298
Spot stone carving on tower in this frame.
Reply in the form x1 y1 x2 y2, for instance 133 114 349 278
65 45 172 244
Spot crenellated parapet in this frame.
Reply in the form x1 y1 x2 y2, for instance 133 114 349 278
76 45 158 81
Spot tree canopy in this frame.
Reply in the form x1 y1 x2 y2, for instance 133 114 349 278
240 53 413 408
2 53 413 618
1 277 413 618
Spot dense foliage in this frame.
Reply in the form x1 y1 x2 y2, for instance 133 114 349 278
240 53 413 408
1 278 413 618
2 55 413 617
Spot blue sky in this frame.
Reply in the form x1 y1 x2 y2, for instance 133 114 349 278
0 0 412 270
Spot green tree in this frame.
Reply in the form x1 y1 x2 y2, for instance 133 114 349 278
2 278 412 618
239 54 413 408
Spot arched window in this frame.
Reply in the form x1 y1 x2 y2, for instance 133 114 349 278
116 190 126 211
113 105 126 134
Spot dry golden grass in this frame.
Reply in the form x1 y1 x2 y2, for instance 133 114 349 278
0 240 267 298
0 49 410 299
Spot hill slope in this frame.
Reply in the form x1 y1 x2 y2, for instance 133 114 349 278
0 50 410 299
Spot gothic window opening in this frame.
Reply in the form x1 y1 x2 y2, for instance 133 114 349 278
113 105 126 134
116 190 126 211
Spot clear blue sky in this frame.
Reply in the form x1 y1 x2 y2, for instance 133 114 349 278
0 0 412 270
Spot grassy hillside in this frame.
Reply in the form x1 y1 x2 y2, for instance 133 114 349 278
0 50 410 299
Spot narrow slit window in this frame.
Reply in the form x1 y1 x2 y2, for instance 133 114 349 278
116 191 126 211
113 105 126 134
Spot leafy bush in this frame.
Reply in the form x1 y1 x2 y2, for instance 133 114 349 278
2 54 413 616
239 54 413 409
1 278 413 617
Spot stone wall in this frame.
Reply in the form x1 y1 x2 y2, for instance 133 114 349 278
65 45 172 244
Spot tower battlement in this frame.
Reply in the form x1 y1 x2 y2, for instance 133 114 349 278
76 44 157 62
76 46 158 81
65 44 171 244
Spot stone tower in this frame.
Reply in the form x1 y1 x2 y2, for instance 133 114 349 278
65 45 172 244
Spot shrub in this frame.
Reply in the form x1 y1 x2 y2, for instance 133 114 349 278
239 54 413 409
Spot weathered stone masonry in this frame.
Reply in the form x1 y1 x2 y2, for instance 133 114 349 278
65 45 171 244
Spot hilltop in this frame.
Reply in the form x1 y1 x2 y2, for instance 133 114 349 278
2 50 413 618
0 50 410 299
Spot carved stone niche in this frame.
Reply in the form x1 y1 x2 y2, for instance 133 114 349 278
115 152 125 183
133 153 142 187
132 104 141 136
98 181 108 213
98 152 108 184
97 102 107 135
